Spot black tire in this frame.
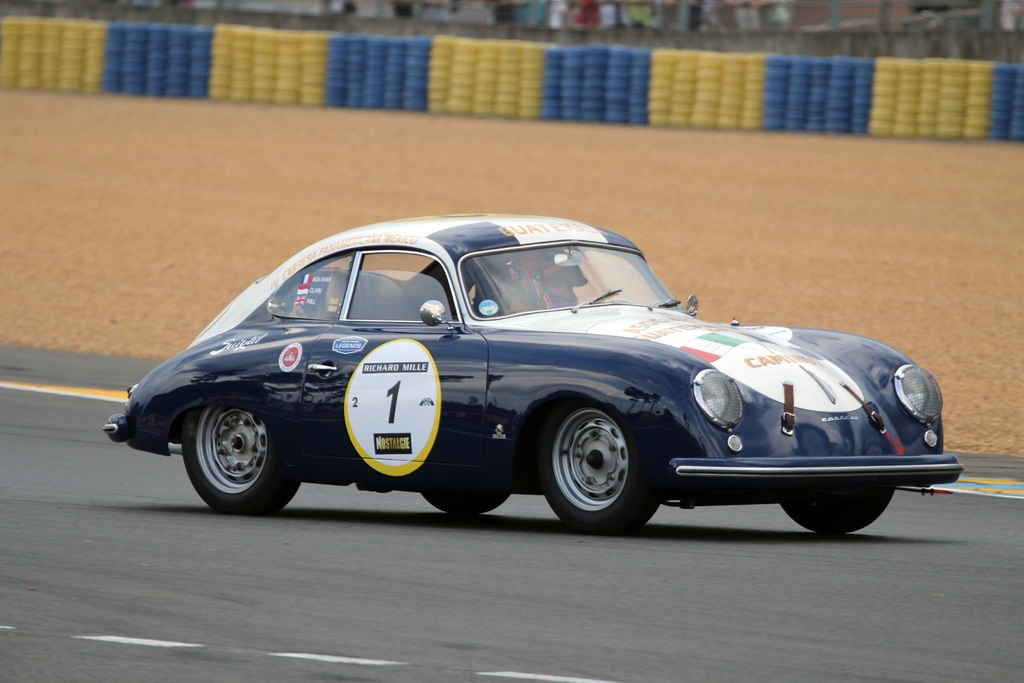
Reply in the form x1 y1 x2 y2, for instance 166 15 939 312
781 488 895 534
182 406 300 515
538 403 661 535
421 491 510 516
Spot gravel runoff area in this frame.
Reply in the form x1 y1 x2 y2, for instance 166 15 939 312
0 89 1021 456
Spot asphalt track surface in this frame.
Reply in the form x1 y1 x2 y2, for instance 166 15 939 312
1 345 1022 683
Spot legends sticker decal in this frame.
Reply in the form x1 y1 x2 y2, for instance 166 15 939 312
343 339 441 476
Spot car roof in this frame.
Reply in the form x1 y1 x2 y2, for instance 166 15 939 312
191 215 640 346
298 214 637 262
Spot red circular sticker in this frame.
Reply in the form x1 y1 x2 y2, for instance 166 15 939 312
278 343 303 372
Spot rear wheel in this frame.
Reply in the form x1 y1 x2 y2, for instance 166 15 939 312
781 488 894 534
182 406 300 515
421 491 509 516
538 403 660 535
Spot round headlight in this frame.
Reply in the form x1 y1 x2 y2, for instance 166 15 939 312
693 369 744 429
894 365 942 424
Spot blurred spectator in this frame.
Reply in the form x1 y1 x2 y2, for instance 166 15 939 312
729 0 760 30
627 0 655 27
701 0 724 30
576 0 602 27
688 0 703 30
392 0 415 17
548 0 571 27
488 0 527 23
421 0 452 21
601 1 628 28
1003 0 1023 29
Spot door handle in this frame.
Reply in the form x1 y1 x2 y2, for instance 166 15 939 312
307 362 338 375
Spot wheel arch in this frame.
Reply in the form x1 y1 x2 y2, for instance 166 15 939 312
511 395 628 495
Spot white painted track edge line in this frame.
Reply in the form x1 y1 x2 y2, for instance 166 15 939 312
75 635 204 648
933 486 1023 500
478 672 624 683
269 652 405 666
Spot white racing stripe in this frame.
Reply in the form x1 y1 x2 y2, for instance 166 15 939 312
75 635 203 648
479 672 623 683
269 652 404 666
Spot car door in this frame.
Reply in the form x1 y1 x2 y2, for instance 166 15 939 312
298 250 489 479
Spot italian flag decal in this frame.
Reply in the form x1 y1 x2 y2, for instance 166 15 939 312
680 332 746 363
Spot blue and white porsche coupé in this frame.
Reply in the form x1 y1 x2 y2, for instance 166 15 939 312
104 215 962 535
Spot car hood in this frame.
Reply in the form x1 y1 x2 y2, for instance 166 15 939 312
487 306 867 413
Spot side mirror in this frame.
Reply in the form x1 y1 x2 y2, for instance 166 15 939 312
685 294 699 318
419 300 446 327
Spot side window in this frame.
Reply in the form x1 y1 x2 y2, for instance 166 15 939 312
347 252 456 321
267 255 352 321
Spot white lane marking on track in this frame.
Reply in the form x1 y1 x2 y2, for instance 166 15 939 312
934 487 1023 500
0 381 126 403
270 652 405 666
479 673 623 683
0 626 14 629
75 635 204 648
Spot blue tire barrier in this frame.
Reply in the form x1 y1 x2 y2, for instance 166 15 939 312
581 45 609 122
363 36 387 109
824 57 856 134
784 56 812 132
344 35 367 108
165 26 190 97
188 27 213 99
850 58 874 135
541 47 562 120
605 46 631 124
102 22 128 93
402 36 431 111
628 49 651 125
763 55 790 131
559 47 585 122
990 63 1015 141
146 25 170 97
325 33 347 107
122 23 150 96
382 38 406 110
806 58 830 132
1010 65 1024 141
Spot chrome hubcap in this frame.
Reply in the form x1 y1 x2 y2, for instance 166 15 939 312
196 407 268 494
552 408 629 511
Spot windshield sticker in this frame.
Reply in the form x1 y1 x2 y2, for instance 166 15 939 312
343 339 441 477
333 336 368 354
498 222 609 245
278 343 303 372
478 299 499 316
209 333 268 355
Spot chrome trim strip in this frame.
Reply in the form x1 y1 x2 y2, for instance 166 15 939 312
674 463 964 478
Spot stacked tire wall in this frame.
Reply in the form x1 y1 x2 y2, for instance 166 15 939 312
3 16 1023 142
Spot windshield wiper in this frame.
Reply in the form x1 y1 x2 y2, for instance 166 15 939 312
571 289 623 314
648 297 681 310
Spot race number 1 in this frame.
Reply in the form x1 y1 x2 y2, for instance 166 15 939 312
343 339 441 476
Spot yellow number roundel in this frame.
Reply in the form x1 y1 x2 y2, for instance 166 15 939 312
343 339 442 476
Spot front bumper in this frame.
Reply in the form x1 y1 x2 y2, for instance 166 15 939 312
669 454 964 491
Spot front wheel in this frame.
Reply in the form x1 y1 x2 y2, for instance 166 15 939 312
421 491 510 516
538 403 661 535
781 488 894 534
182 406 300 515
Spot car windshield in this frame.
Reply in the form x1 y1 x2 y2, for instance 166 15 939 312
460 244 675 319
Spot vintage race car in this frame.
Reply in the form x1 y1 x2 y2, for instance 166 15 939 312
104 215 962 535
